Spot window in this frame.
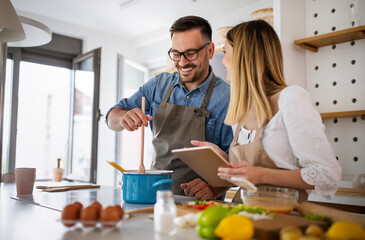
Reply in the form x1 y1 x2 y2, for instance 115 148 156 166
15 62 71 178
115 55 150 184
2 34 101 183
68 49 101 182
1 59 14 173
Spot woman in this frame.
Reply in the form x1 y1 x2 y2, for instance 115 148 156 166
192 20 342 202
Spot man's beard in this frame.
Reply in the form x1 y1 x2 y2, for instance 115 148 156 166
177 64 199 83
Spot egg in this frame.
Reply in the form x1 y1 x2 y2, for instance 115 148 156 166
114 205 124 219
100 206 120 228
80 205 99 227
61 204 80 227
90 201 102 212
73 201 83 210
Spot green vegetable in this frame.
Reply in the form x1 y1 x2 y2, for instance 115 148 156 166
193 199 208 205
196 205 231 239
229 204 269 215
304 213 325 221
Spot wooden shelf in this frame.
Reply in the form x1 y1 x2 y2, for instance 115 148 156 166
294 25 365 52
320 110 365 120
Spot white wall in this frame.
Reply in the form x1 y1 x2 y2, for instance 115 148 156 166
133 0 273 73
273 0 306 87
303 0 365 181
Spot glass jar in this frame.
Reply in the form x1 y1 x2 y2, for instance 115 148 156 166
154 190 177 234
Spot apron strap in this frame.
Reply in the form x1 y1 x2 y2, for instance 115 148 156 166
232 125 242 143
160 84 175 108
253 127 262 141
200 74 216 109
160 74 216 110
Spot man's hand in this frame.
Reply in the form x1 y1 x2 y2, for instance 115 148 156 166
180 178 214 200
120 108 152 131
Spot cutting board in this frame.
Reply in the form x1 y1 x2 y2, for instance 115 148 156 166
253 213 328 240
177 204 328 240
297 202 365 227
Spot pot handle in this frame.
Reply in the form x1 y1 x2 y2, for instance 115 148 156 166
152 179 173 190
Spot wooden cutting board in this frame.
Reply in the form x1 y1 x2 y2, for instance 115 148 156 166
253 213 328 240
177 204 328 240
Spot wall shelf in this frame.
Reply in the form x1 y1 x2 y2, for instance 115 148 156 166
294 25 365 52
320 110 365 120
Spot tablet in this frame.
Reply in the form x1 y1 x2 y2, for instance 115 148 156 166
172 146 234 187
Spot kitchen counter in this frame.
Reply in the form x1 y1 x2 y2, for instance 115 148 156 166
2 182 364 240
0 182 200 240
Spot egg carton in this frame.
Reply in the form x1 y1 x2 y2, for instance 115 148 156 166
60 218 123 230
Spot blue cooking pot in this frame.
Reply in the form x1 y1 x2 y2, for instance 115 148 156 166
122 170 173 204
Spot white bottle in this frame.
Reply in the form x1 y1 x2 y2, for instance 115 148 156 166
154 190 177 234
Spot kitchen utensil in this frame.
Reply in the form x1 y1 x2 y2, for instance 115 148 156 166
241 186 298 214
125 207 154 217
106 160 128 173
39 185 100 192
253 213 327 239
122 170 173 203
230 176 257 192
36 184 97 189
297 201 365 227
139 96 146 174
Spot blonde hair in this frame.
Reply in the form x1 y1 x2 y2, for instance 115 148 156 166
224 20 287 127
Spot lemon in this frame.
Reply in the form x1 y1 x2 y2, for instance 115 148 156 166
325 221 365 240
214 215 254 240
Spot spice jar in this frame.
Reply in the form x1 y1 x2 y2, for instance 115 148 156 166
53 158 64 182
154 190 176 234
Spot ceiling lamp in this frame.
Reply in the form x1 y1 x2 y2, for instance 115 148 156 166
8 16 52 47
0 0 25 42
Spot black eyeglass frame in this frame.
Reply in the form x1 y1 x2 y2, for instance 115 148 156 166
168 42 210 61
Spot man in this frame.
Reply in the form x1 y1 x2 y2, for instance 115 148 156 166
106 16 232 199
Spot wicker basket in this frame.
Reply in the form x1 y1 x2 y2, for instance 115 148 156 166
216 26 232 49
251 8 273 26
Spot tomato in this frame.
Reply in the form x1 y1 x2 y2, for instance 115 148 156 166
195 204 208 210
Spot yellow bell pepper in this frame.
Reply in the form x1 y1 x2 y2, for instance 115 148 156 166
214 215 254 240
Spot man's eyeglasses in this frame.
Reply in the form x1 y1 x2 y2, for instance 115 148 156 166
168 43 210 61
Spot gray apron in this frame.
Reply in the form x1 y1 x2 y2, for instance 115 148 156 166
152 75 216 195
229 126 308 203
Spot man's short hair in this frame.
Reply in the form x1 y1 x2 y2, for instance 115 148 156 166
169 15 212 41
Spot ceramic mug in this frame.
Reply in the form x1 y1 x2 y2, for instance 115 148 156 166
15 168 36 195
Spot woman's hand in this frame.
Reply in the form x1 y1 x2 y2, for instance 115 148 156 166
217 161 262 185
191 140 228 161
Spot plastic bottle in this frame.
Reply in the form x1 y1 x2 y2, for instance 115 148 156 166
154 190 177 234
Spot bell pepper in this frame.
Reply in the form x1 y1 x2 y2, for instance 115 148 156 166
195 201 215 210
196 205 231 239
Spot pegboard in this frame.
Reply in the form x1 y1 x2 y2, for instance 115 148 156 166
305 0 365 180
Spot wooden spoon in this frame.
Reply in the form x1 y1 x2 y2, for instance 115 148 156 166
139 96 146 173
125 207 154 217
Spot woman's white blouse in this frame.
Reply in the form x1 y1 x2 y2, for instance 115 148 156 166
232 85 342 198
